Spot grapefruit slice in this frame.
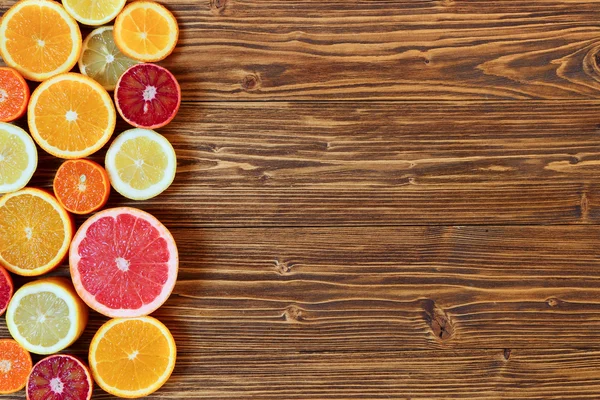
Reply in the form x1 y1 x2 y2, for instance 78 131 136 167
70 207 178 318
115 63 181 129
27 355 93 400
0 339 32 394
0 265 13 316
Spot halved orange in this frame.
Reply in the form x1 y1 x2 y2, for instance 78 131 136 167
0 0 82 82
0 188 73 276
28 73 116 159
0 68 29 122
53 159 111 215
114 1 179 62
0 339 32 394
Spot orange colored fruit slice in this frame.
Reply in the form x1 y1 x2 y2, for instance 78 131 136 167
0 339 32 394
28 73 116 159
89 317 176 398
53 159 110 215
27 355 93 400
0 0 82 82
70 207 178 318
0 188 73 276
0 68 29 122
0 265 13 316
114 1 179 62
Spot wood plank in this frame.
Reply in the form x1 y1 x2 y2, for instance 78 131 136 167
5 0 600 100
25 101 600 226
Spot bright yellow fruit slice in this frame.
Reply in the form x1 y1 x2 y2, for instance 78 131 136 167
89 317 176 398
79 26 139 91
63 0 126 26
6 278 88 355
0 123 37 194
105 128 177 200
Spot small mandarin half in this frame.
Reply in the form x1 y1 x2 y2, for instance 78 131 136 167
27 355 93 400
0 0 82 82
0 67 29 122
89 317 176 398
114 1 179 62
0 339 32 394
28 73 116 159
53 159 111 215
0 188 73 277
0 265 13 316
70 207 178 318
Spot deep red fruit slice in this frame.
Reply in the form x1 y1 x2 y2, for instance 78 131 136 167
70 207 179 318
0 266 13 316
26 355 92 400
114 63 181 129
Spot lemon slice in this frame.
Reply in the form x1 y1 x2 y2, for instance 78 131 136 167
63 0 126 26
6 278 88 355
79 26 138 91
0 123 37 194
105 128 177 200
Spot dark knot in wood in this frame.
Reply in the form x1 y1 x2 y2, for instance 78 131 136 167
423 299 454 341
274 259 293 275
210 0 227 10
503 349 511 360
284 305 305 323
242 74 260 91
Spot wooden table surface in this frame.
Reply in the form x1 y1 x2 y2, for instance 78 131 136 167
3 0 600 398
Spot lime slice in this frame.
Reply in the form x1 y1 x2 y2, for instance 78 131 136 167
0 122 37 194
78 26 138 91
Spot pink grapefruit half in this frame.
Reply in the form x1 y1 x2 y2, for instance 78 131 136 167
0 265 13 316
69 207 178 318
26 354 93 400
114 63 181 129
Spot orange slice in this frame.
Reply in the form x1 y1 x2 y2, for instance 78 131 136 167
53 159 111 215
0 0 82 82
89 317 176 398
0 339 32 394
0 68 29 122
114 1 179 62
0 188 73 276
28 73 116 159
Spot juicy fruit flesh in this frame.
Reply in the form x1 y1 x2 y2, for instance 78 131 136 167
32 79 112 152
118 6 175 55
54 160 108 213
0 268 11 314
0 127 30 187
28 356 90 400
0 340 31 394
0 194 67 270
2 2 79 75
13 291 71 348
0 69 27 121
93 319 173 392
116 64 179 127
75 213 170 311
66 0 123 21
81 28 138 90
115 136 168 190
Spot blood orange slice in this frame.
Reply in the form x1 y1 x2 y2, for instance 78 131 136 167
70 207 178 318
0 265 13 316
26 355 92 400
114 63 181 129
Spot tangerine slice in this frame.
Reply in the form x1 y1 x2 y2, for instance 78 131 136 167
53 159 110 215
0 339 32 394
0 68 29 122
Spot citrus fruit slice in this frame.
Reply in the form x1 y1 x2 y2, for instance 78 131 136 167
6 278 88 355
114 1 179 62
0 68 29 122
105 128 177 200
0 0 82 82
63 0 126 26
0 123 37 194
27 355 93 400
53 159 111 215
115 63 181 129
0 188 73 276
79 26 139 91
70 207 178 318
0 339 32 394
0 265 13 316
89 317 176 398
28 73 116 159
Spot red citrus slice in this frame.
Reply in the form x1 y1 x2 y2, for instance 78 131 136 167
0 265 13 316
70 207 178 318
114 63 181 129
26 355 92 400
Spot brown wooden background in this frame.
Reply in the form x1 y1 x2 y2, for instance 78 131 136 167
3 0 600 398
